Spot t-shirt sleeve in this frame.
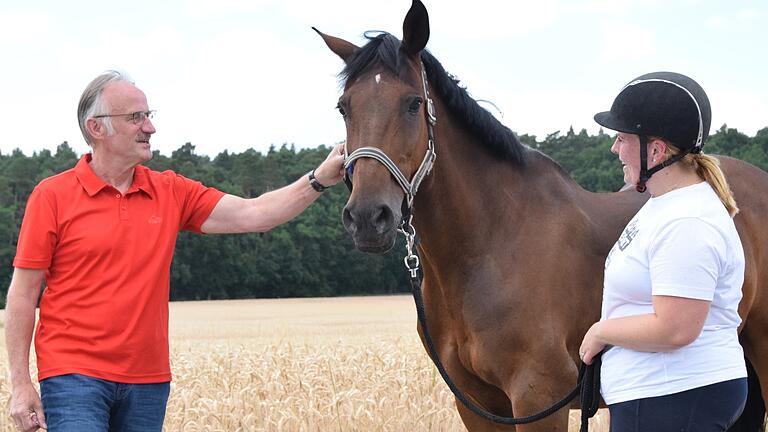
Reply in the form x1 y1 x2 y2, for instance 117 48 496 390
13 186 58 269
172 174 225 233
648 218 726 301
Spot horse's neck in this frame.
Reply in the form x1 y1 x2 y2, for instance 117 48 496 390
412 131 639 277
412 132 541 260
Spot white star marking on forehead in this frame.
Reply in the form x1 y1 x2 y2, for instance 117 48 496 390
375 74 381 84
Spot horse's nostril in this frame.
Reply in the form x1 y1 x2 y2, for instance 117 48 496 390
343 204 395 235
373 205 394 232
342 207 356 232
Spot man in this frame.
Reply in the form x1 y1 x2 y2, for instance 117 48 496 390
4 70 345 432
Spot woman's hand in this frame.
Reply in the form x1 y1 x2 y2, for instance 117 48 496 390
579 321 607 365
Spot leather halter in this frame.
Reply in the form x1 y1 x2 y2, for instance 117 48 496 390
343 61 437 210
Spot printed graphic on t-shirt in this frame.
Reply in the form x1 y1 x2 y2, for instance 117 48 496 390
605 244 617 269
617 219 639 251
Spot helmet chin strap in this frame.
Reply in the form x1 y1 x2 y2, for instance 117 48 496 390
636 135 695 193
636 135 651 193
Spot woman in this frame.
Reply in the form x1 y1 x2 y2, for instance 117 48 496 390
579 72 748 431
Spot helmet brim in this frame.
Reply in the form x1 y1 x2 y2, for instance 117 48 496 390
594 111 640 135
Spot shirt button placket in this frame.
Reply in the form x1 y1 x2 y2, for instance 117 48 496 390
119 194 129 221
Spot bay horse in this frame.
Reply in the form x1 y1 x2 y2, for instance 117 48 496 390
315 0 768 430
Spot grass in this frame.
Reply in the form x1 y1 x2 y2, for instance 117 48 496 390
2 295 611 431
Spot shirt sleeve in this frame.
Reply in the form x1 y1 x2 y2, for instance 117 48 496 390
13 186 58 269
172 174 225 233
648 218 726 301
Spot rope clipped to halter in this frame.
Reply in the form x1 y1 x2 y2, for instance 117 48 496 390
402 218 603 428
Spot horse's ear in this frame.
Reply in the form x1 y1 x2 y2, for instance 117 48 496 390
401 0 430 56
313 27 359 63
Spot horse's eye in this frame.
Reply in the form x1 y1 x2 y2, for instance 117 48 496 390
336 103 347 117
408 97 423 114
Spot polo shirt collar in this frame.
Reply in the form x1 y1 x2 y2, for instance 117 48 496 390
74 153 155 199
129 165 155 199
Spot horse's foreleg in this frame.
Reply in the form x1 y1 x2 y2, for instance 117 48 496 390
450 371 519 431
455 401 519 432
452 352 576 431
503 355 579 432
434 343 519 431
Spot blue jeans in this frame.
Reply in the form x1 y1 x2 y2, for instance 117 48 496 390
609 378 748 432
40 374 170 432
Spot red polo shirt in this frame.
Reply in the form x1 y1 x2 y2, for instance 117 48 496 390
14 154 225 383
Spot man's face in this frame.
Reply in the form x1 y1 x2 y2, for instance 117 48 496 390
99 81 156 164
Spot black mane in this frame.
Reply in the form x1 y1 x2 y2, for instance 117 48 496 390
340 33 526 165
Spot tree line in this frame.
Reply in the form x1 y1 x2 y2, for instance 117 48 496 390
0 124 766 307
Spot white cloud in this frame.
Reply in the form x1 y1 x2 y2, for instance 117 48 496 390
710 88 766 136
737 7 759 20
143 27 347 156
183 0 280 18
706 5 762 30
0 0 765 157
431 0 560 38
705 15 727 30
0 11 51 43
598 23 657 61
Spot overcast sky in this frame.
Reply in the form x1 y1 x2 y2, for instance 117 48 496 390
1 0 765 158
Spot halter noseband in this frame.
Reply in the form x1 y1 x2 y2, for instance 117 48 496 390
343 61 437 210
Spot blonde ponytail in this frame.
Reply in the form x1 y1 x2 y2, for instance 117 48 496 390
664 143 739 216
692 153 739 216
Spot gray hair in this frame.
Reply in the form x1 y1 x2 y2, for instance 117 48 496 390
77 70 135 145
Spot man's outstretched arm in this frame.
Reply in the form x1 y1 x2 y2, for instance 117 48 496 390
201 144 345 234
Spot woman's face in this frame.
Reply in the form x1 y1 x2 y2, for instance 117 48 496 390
611 132 641 185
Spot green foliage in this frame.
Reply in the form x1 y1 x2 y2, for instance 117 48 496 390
529 127 626 192
0 127 765 303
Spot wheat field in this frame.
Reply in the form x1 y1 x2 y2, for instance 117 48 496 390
1 295 610 431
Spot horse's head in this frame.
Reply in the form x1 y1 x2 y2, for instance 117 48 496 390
315 0 433 253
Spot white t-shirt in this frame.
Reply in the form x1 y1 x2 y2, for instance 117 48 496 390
600 181 747 405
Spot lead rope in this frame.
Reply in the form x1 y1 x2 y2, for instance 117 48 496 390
401 219 602 429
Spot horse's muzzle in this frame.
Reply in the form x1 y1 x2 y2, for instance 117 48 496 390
342 202 399 253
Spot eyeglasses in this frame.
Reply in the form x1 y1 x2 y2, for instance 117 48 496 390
93 110 156 125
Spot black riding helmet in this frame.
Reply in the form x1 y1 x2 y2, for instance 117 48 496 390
594 71 712 192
